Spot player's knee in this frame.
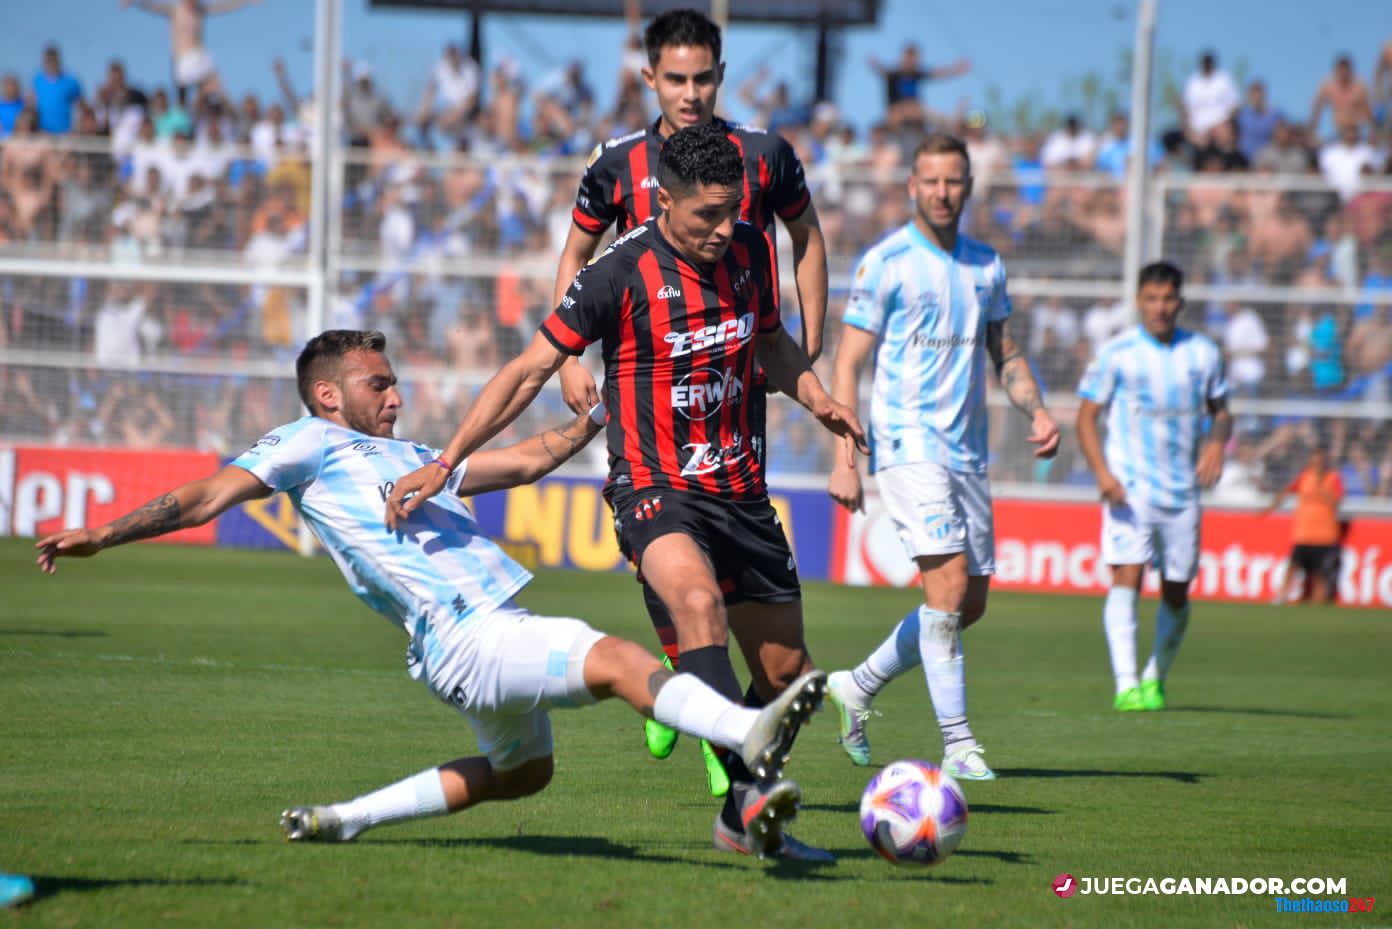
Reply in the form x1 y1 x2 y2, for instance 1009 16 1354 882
1160 583 1189 611
496 755 553 798
673 586 726 642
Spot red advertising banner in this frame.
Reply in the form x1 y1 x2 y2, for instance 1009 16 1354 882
0 446 221 545
831 496 1392 608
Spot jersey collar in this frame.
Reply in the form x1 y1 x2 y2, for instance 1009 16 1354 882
906 220 961 259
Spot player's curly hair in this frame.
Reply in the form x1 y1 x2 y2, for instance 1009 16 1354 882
644 9 721 67
658 123 743 195
296 329 387 412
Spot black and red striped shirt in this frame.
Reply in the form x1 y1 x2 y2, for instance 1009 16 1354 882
541 219 781 501
572 117 812 243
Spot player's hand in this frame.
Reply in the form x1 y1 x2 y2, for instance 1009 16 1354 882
558 360 600 415
384 464 450 532
811 397 869 456
34 528 108 575
1196 441 1225 489
1028 409 1061 459
828 455 864 513
1097 473 1127 506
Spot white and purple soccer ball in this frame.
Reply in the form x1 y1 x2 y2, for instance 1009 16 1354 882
859 759 968 866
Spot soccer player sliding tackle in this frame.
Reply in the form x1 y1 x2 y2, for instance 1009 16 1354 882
36 330 822 858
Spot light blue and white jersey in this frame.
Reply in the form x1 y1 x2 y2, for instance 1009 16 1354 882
1078 326 1229 509
231 417 532 683
843 224 1011 474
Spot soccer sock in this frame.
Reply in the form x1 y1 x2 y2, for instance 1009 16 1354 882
1142 600 1191 682
1103 587 1140 693
849 606 922 700
330 767 448 841
918 606 975 752
643 583 681 666
674 644 749 816
651 673 758 750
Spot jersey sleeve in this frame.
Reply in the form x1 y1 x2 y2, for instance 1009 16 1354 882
572 144 619 234
1205 345 1231 403
766 134 812 222
842 248 889 335
1077 347 1116 405
751 226 781 333
987 254 1013 322
540 248 625 354
230 419 325 493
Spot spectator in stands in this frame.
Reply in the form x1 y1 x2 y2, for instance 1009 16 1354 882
1318 123 1381 200
416 43 481 146
868 42 970 128
962 111 1009 191
342 60 392 147
1308 54 1374 139
93 281 152 363
1039 114 1097 170
1253 119 1312 173
1339 440 1379 496
1375 39 1392 128
32 45 82 135
1250 194 1314 282
0 75 24 138
1193 120 1249 172
1223 300 1271 395
1093 111 1159 178
1236 80 1284 162
1354 236 1392 322
1181 50 1239 147
122 0 261 104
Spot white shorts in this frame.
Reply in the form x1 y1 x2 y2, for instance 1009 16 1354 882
1101 499 1201 582
877 462 995 575
422 603 604 771
175 48 215 87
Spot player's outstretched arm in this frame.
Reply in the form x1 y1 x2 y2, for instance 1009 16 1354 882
1197 398 1231 489
783 204 829 363
122 0 173 16
457 405 604 497
986 319 1060 459
1076 398 1126 506
756 326 868 456
385 332 569 529
826 324 877 511
35 465 271 574
552 225 605 413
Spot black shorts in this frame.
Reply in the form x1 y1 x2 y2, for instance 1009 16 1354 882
1291 544 1340 581
609 487 799 605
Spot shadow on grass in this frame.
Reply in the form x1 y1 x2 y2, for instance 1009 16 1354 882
0 628 107 639
1169 705 1350 720
365 834 746 870
30 875 246 902
995 767 1204 784
802 801 1055 816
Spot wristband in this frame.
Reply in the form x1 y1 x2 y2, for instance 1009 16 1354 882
588 401 607 426
431 456 453 473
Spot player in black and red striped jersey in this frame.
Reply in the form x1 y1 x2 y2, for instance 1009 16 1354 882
387 125 865 861
551 7 830 784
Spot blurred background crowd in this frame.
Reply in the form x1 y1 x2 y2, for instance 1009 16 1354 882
1 1 1390 501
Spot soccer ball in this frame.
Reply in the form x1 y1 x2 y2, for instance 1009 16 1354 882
859 759 968 866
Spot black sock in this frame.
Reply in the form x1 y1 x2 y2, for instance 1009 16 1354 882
679 646 756 831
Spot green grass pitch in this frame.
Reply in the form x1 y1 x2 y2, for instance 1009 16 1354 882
2 537 1388 928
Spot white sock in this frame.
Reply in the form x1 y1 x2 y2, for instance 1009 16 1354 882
849 606 922 699
331 767 449 840
919 606 974 751
1142 600 1191 682
1104 587 1140 693
652 672 757 751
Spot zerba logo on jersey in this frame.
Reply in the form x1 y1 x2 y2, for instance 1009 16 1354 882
655 285 682 300
665 311 756 358
671 368 744 418
681 432 749 476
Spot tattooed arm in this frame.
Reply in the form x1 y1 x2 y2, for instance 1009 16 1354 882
456 406 605 497
35 465 272 574
985 319 1062 459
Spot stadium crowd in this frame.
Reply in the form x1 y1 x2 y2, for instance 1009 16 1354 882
1 15 1391 497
